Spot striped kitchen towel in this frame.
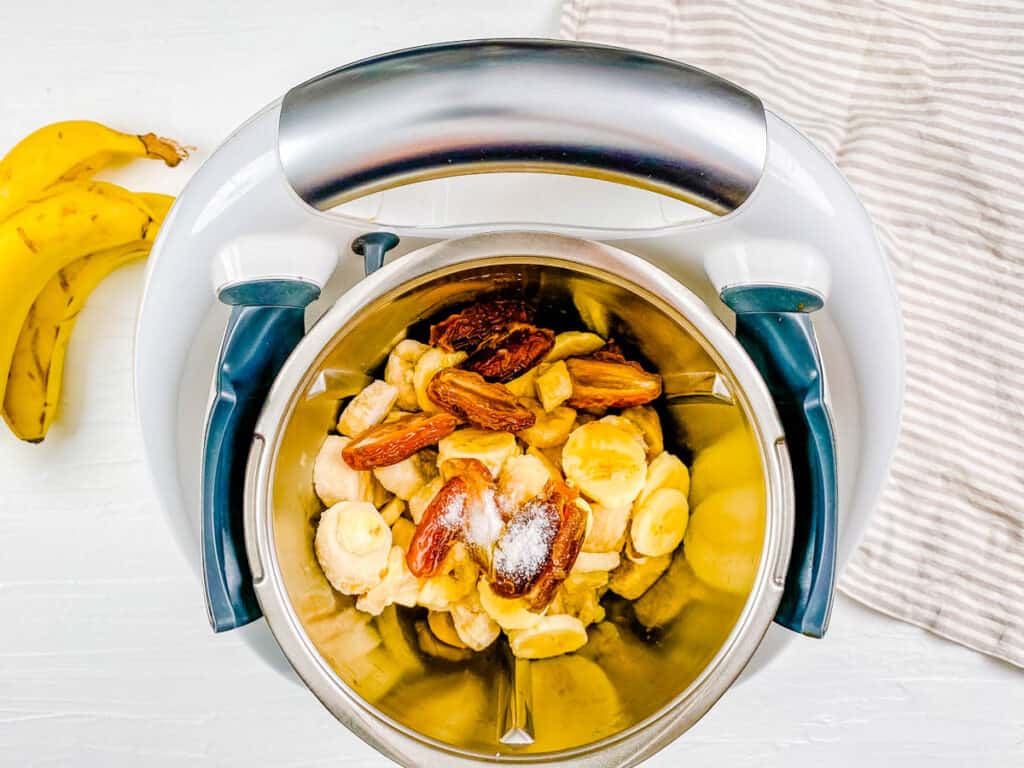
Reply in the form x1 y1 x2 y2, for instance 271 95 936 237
561 0 1024 667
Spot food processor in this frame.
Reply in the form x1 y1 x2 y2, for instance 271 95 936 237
134 39 903 766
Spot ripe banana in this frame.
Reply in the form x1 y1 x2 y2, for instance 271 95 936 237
314 501 392 595
544 330 605 362
561 420 648 508
630 487 689 557
477 578 542 631
314 435 377 505
449 590 500 650
0 181 159 414
336 379 398 437
412 347 466 412
507 613 588 659
437 427 519 479
373 449 435 500
427 610 468 648
497 453 551 508
356 545 419 615
384 339 430 411
0 121 186 219
516 398 576 448
535 359 573 412
2 192 174 441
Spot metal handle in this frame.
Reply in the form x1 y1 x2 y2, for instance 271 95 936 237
201 281 319 632
279 40 766 215
724 287 838 638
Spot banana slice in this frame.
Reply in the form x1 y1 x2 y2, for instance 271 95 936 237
337 379 399 437
415 620 474 662
313 435 377 506
545 330 606 362
477 578 543 631
516 399 577 449
315 501 392 595
508 614 588 659
597 415 646 453
526 445 562 482
450 590 500 651
638 451 690 506
379 496 405 526
535 360 573 412
371 475 392 508
498 453 552 509
391 517 416 552
575 496 594 542
582 502 631 553
373 449 436 500
427 611 468 648
630 487 689 557
417 543 479 611
356 545 420 615
438 427 519 479
413 347 468 412
385 339 431 411
621 406 663 460
561 421 647 508
608 552 671 599
572 551 621 573
504 366 539 398
407 476 444 524
557 577 606 626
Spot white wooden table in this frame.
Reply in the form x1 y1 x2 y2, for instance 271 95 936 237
1 2 1021 765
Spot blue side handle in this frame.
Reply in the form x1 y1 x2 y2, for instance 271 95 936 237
722 285 838 638
201 279 320 632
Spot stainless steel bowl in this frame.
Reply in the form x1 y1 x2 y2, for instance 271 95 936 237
244 231 793 766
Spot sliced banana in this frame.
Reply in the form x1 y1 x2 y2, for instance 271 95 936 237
608 552 672 599
379 496 405 526
638 451 690 506
526 445 562 481
540 445 564 472
391 517 416 552
414 620 474 662
575 496 594 542
336 379 399 437
384 409 413 423
417 543 478 611
516 398 576 449
545 330 606 362
597 415 646 453
630 487 689 557
535 360 573 412
356 545 420 615
373 449 436 500
498 453 552 509
371 475 392 508
477 578 543 631
582 502 631 553
621 405 663 460
508 614 588 659
437 427 519 479
572 550 621 573
313 435 376 506
557 578 606 626
413 347 467 412
449 590 500 651
561 420 647 508
315 501 392 595
407 476 444 524
385 339 431 411
427 610 468 649
504 366 539 398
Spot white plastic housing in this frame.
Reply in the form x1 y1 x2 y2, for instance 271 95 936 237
212 234 338 292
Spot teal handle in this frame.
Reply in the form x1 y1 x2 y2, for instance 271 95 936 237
723 286 837 638
201 280 319 632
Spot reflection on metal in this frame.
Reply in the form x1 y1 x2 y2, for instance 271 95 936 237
304 368 371 401
663 371 734 405
499 651 535 747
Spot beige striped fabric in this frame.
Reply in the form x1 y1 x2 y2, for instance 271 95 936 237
562 0 1024 667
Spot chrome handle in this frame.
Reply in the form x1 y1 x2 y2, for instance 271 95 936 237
278 39 766 215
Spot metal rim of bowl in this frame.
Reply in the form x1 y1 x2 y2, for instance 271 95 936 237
244 231 794 767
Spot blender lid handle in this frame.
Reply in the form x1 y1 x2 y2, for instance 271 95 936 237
278 40 766 216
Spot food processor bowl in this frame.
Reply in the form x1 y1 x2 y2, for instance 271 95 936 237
243 231 793 766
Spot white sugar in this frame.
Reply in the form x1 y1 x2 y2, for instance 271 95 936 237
493 500 556 585
464 487 503 550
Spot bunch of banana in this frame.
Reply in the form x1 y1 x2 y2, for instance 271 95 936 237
0 120 187 441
